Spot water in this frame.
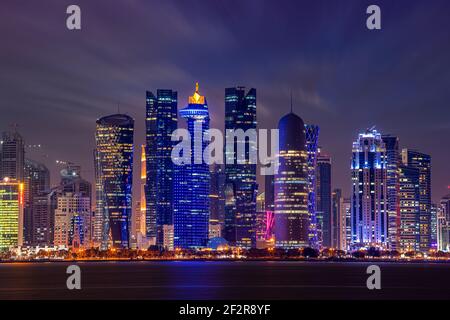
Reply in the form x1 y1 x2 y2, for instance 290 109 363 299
0 261 449 299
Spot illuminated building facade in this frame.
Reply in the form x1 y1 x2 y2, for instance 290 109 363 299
305 124 320 246
316 151 332 247
95 114 134 249
401 149 432 252
382 135 400 250
224 87 257 248
0 178 24 250
54 192 90 248
209 164 225 236
351 128 387 248
24 159 50 245
332 188 346 250
398 165 420 252
343 197 351 250
136 145 147 241
173 84 210 249
145 89 177 245
274 112 309 248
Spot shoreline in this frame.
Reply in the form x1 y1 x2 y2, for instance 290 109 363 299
2 258 450 264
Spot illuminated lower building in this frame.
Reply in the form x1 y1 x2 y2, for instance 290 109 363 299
305 124 320 247
401 149 432 252
274 111 309 248
54 192 90 248
0 178 24 250
398 165 420 252
95 114 134 249
173 83 210 249
351 128 387 248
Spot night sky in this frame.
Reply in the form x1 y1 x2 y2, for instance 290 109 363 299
1 0 449 202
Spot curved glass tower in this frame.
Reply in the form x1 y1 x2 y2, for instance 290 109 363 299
174 83 210 249
95 114 134 249
274 112 309 248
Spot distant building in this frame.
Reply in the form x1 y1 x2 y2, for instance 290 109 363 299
332 189 346 250
351 128 387 248
0 130 25 182
173 83 210 249
0 178 24 250
224 87 257 248
32 191 56 247
382 135 400 251
316 150 332 247
438 194 450 251
209 164 226 232
274 111 309 248
145 89 177 246
54 192 90 248
401 149 432 252
162 224 174 251
95 114 134 249
343 197 351 250
24 159 50 246
431 204 438 251
305 124 320 246
398 165 420 252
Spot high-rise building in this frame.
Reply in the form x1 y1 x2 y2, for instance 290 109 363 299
401 149 432 252
431 204 438 251
224 87 257 248
209 164 226 229
145 90 177 245
316 150 332 247
135 145 147 245
95 114 134 249
0 130 25 182
54 192 90 248
343 197 351 250
332 189 346 250
24 159 50 245
274 111 309 248
305 125 320 246
398 165 420 252
264 171 275 241
382 135 400 250
438 194 450 251
173 83 210 249
32 191 56 246
351 128 387 248
0 178 24 250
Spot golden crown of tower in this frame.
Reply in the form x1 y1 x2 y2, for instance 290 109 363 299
188 82 205 105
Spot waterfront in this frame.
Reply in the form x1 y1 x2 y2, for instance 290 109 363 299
0 261 450 300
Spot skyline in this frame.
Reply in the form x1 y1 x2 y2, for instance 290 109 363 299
1 0 450 203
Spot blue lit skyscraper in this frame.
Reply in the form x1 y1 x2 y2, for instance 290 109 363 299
174 83 210 249
316 150 332 248
95 114 134 249
145 90 177 246
224 87 257 248
351 128 387 248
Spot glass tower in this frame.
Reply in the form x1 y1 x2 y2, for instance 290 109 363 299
224 87 257 248
316 151 332 248
401 149 432 252
305 124 320 247
95 114 134 249
351 128 387 248
173 83 210 249
274 112 309 248
145 89 177 246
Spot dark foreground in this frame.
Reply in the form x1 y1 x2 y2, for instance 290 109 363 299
0 261 449 300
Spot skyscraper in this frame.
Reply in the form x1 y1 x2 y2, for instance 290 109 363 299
95 114 134 249
24 159 50 245
209 164 226 234
274 111 309 248
305 124 320 246
382 135 400 251
398 165 420 252
401 149 432 252
145 89 177 246
332 188 346 250
224 87 257 248
0 177 24 250
351 128 387 248
173 83 210 249
343 197 351 250
0 130 25 182
316 150 332 247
